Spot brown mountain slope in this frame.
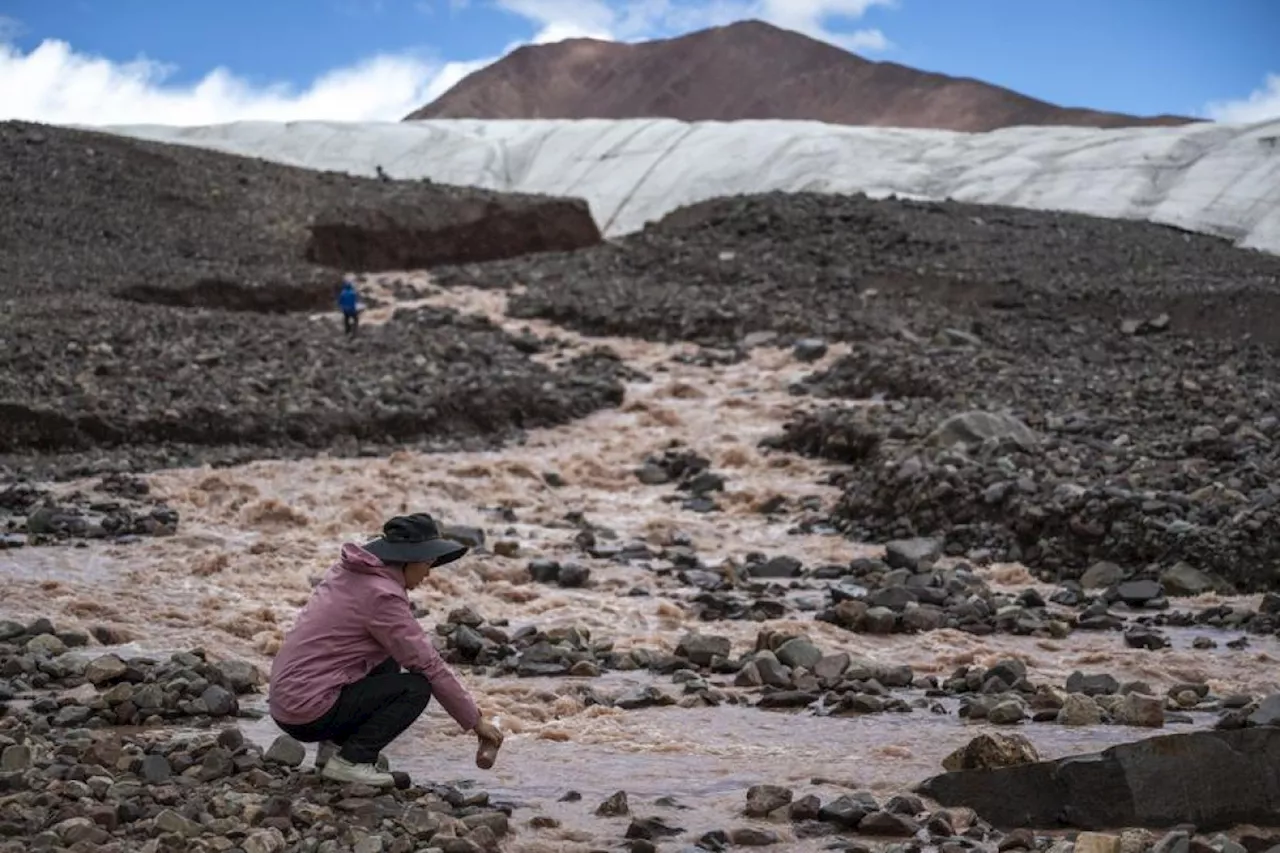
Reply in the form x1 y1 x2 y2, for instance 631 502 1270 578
405 20 1196 131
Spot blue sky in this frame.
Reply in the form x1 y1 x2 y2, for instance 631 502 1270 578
0 0 1277 125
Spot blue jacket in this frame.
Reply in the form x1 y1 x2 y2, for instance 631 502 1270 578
338 284 359 313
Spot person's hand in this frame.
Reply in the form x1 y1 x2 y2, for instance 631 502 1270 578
474 718 503 746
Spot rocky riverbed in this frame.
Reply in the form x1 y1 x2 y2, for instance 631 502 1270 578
2 610 1279 852
6 275 1280 852
433 192 1280 592
7 127 1280 850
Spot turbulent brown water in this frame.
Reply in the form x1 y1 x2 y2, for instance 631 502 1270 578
3 274 1278 851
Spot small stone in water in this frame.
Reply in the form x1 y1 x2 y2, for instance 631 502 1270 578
596 790 630 816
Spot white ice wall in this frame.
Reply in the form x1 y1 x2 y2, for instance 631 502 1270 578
97 117 1280 256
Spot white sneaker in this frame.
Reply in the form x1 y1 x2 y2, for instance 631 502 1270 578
320 755 396 787
317 741 389 772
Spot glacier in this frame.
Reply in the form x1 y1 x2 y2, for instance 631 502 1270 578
97 117 1280 256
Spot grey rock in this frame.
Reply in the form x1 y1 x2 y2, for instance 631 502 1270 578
1249 693 1280 727
1160 562 1220 596
0 744 31 772
744 784 792 817
264 734 306 767
1115 579 1162 607
675 633 731 667
210 658 263 692
928 411 1038 451
916 728 1280 831
819 792 880 828
25 634 67 657
53 704 93 726
154 807 202 837
1066 672 1120 696
140 754 172 784
884 537 943 571
200 684 237 717
83 653 128 685
988 700 1026 725
557 562 591 587
775 637 823 671
596 790 630 817
730 826 782 845
793 338 829 362
1080 561 1125 589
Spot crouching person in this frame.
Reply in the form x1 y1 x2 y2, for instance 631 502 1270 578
268 513 503 786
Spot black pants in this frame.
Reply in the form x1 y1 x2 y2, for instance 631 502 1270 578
343 311 359 336
275 658 432 764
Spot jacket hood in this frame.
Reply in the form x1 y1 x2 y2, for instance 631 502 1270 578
339 542 400 579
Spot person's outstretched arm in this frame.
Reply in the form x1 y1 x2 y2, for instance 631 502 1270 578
365 589 482 732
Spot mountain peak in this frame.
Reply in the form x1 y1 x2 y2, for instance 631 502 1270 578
404 22 1195 131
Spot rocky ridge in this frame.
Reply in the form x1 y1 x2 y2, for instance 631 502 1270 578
0 121 619 480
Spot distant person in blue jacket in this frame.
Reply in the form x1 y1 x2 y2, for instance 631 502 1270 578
338 277 361 337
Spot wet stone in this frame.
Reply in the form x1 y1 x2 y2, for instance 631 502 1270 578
596 790 630 817
200 684 237 717
793 338 829 362
790 794 821 821
744 784 792 817
84 654 128 686
1114 579 1163 608
1066 672 1120 696
557 563 591 588
217 727 246 751
730 827 781 846
675 633 732 667
626 816 684 839
819 792 880 828
775 638 822 671
859 810 919 836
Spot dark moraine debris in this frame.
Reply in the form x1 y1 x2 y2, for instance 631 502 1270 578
430 190 1280 590
0 121 619 479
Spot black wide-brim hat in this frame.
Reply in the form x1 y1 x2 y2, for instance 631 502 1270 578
364 513 468 567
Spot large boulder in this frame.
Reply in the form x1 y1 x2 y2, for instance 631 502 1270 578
915 728 1280 831
305 197 602 271
926 410 1039 451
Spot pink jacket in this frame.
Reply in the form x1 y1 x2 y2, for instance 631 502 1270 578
268 543 481 731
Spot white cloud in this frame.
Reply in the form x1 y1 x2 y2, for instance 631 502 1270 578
500 0 893 52
0 0 895 127
1205 73 1280 124
0 37 487 125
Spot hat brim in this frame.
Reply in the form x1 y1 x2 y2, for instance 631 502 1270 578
364 537 468 567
